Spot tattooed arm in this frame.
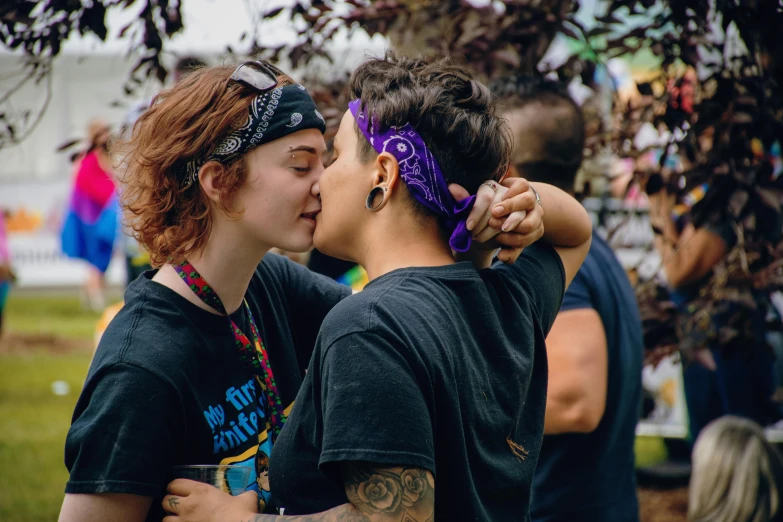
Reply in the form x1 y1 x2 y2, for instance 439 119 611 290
163 464 434 522
250 464 434 522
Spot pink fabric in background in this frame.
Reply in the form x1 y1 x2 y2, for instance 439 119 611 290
74 151 116 209
0 210 9 263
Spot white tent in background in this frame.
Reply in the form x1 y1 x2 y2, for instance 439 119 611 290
0 0 386 289
0 0 386 183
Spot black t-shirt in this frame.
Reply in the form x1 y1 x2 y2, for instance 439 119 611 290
64 254 350 522
269 244 565 521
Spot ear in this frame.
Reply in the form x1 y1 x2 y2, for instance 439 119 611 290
198 161 224 205
374 152 401 192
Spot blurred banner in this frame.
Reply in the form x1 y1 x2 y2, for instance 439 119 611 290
0 181 125 289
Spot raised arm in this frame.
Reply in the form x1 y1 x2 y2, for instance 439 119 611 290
491 181 592 286
450 178 544 270
647 192 728 288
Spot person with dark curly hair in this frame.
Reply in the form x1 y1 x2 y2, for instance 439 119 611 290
162 53 592 522
58 59 542 522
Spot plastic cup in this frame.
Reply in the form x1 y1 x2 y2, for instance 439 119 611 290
171 465 252 496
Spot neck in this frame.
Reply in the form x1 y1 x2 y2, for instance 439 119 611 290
154 221 269 315
358 211 455 281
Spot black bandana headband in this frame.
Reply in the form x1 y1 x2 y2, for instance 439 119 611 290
182 84 327 188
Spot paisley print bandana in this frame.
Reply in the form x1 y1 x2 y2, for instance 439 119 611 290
182 84 326 188
348 99 476 252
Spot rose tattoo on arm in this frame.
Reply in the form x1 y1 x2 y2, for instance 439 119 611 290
343 464 435 521
244 465 434 521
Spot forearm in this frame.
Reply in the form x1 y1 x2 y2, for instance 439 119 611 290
251 464 434 522
531 183 592 248
653 212 680 265
58 493 152 522
246 504 369 522
654 222 726 288
171 466 434 522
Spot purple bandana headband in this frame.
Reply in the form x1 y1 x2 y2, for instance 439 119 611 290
348 99 476 252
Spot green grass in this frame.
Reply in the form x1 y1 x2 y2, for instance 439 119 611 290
0 294 97 522
0 352 92 522
3 295 102 339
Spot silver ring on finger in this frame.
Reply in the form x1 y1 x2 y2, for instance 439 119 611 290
481 181 498 192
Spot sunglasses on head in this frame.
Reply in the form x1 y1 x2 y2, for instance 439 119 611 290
229 60 287 92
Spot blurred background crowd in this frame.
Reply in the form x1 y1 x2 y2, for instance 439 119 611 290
1 0 783 521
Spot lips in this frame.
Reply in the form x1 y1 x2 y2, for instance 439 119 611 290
301 209 321 220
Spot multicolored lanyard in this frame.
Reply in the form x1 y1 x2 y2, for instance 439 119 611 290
174 261 287 442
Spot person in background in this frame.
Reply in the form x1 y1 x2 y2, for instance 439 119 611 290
61 120 119 312
494 75 644 522
0 208 14 338
689 415 783 522
647 149 780 442
306 249 356 280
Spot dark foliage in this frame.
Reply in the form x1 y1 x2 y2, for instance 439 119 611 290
3 0 782 366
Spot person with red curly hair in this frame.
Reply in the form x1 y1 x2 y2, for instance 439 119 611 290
58 60 542 522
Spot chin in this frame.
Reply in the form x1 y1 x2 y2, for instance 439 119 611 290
277 231 315 254
312 228 330 255
313 229 351 262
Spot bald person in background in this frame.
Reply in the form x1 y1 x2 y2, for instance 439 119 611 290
492 76 644 522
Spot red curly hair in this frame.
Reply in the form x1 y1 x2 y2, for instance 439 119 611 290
116 65 294 267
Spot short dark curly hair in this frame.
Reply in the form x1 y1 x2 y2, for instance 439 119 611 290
348 52 512 219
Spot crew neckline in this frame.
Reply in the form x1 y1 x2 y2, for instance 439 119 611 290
131 270 248 334
364 261 480 289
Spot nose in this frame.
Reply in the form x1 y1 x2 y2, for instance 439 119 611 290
311 178 321 199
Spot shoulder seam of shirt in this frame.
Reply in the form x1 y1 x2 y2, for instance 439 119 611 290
319 448 436 473
533 245 566 321
100 359 180 392
367 270 411 331
64 477 162 488
553 245 567 302
319 329 402 367
117 282 148 361
508 245 566 326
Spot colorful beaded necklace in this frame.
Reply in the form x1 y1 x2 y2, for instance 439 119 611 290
174 261 287 442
